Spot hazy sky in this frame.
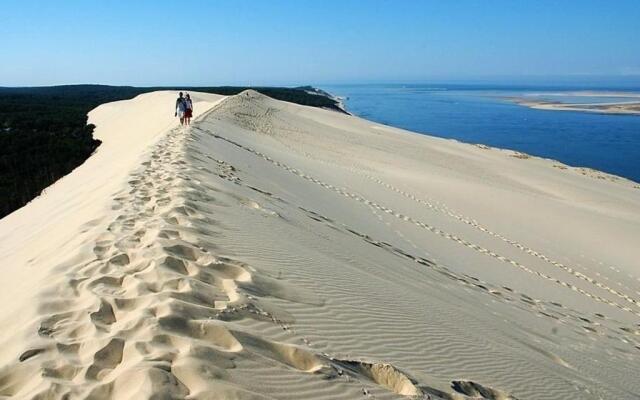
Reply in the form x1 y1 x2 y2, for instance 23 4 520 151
1 0 639 86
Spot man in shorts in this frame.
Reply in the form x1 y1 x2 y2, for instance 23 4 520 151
175 92 186 125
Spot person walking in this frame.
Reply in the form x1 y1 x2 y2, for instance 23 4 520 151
184 93 193 126
175 92 187 125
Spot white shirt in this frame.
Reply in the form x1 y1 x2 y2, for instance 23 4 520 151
176 98 186 112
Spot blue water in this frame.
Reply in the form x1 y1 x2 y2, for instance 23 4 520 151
322 84 640 183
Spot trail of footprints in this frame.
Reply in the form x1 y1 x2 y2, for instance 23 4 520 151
277 121 640 310
349 172 640 345
300 206 640 355
296 136 640 312
0 127 258 398
356 171 640 310
194 126 640 321
1 124 519 399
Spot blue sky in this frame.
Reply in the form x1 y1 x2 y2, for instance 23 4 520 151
1 0 639 86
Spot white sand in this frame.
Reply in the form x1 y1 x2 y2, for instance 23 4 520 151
515 99 640 115
1 90 639 399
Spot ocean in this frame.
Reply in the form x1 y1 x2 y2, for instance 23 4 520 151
321 84 640 183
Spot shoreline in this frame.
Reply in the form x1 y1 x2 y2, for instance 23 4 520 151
323 89 639 185
300 86 351 114
511 97 640 115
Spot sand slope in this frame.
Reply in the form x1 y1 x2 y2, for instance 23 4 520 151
1 90 639 399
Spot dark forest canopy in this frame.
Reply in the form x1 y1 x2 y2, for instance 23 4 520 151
0 84 343 219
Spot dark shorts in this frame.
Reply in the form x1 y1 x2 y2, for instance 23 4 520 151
185 109 193 118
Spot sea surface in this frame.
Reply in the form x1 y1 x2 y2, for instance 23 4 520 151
322 84 640 183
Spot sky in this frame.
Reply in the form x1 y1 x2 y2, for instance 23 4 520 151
1 0 639 87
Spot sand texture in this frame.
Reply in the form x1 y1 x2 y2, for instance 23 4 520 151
1 90 639 399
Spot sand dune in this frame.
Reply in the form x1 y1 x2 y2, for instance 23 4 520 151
1 90 639 399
